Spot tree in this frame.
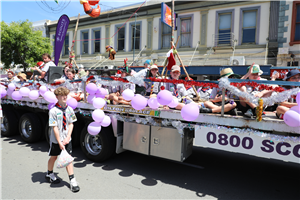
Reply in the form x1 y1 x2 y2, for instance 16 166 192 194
1 20 53 72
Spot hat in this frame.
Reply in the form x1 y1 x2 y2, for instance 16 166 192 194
220 68 240 78
284 69 300 81
17 73 27 80
171 65 180 72
247 64 263 75
150 65 158 70
36 61 44 67
144 59 152 65
7 70 14 75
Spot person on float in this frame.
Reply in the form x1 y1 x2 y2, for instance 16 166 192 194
17 73 28 86
165 65 192 110
1 70 15 82
65 69 83 102
47 86 80 192
238 63 277 118
200 68 239 115
54 64 79 84
144 64 163 98
275 69 300 119
31 53 56 82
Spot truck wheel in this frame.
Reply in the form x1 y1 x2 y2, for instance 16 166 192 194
19 113 42 143
80 123 116 162
1 110 19 136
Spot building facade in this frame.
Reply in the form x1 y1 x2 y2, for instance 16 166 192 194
45 1 299 75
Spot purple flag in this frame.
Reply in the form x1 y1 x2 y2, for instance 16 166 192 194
54 14 70 66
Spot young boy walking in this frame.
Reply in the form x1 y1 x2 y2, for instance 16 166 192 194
46 86 80 192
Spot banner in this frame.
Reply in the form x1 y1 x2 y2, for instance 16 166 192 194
161 2 177 30
54 14 70 66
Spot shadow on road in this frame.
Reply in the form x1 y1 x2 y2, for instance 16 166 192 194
2 134 300 200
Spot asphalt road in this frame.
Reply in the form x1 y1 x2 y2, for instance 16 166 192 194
1 134 300 200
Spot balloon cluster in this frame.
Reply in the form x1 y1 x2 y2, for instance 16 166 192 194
86 83 111 135
283 92 300 127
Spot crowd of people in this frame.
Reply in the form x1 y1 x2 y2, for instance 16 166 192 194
1 53 299 120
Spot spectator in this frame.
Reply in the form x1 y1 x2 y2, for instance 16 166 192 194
200 68 239 115
276 69 300 119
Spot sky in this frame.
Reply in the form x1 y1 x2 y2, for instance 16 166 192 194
0 0 146 24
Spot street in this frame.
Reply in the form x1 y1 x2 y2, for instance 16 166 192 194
1 134 300 200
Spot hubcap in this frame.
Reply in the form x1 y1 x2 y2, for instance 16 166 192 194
21 119 32 138
84 133 102 155
1 116 8 132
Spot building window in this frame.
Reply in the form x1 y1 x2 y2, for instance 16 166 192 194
242 10 257 44
94 30 100 53
218 13 231 45
63 33 69 55
82 31 89 54
131 24 140 50
290 1 300 46
117 27 125 51
161 23 172 48
180 18 191 47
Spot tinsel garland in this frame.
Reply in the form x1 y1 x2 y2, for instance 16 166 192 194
2 99 299 144
219 77 300 106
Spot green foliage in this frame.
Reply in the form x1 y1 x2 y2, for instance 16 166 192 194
1 20 53 71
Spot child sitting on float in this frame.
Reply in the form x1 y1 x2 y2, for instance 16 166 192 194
17 73 28 86
276 69 300 119
165 65 192 110
105 67 135 105
65 69 83 101
145 64 163 98
200 68 239 115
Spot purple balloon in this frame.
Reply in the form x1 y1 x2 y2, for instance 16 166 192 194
0 88 7 98
39 86 48 95
283 110 300 127
19 87 30 96
88 121 102 136
296 92 300 104
28 90 40 100
181 103 199 121
43 91 57 103
7 89 13 97
12 91 22 100
95 88 108 98
67 97 78 110
48 103 55 110
100 115 111 127
87 94 95 104
92 109 105 122
290 106 300 113
157 90 173 105
168 97 179 108
131 95 147 110
93 98 106 109
86 83 98 94
147 97 160 109
122 89 134 101
8 83 16 91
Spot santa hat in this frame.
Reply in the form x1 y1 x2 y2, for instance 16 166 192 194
166 49 176 71
37 61 44 67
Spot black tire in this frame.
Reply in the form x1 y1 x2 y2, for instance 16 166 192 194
80 122 116 162
36 112 48 141
1 110 19 136
19 113 42 143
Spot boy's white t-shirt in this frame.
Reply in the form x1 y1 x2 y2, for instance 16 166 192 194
42 61 56 82
48 105 77 144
